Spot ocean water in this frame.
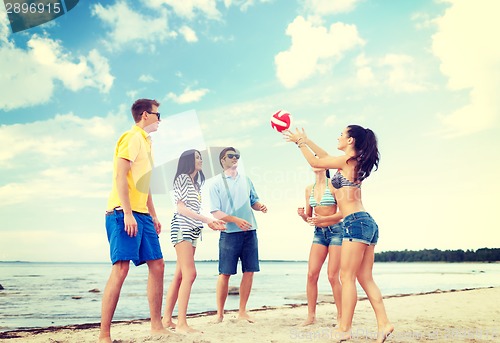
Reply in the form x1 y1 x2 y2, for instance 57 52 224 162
0 261 499 332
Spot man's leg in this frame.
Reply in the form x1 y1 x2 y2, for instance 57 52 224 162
99 261 129 342
238 271 254 322
216 274 231 322
215 231 238 323
238 230 259 322
146 258 169 335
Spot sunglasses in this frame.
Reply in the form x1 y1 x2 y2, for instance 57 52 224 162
226 153 240 159
147 111 160 120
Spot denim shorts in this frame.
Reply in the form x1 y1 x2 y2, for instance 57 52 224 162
312 223 343 247
170 229 201 248
105 209 163 266
171 229 199 248
343 212 378 245
342 211 379 245
218 230 260 275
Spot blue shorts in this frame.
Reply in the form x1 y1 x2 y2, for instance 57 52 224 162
105 209 163 266
218 230 260 275
312 223 343 247
342 211 379 245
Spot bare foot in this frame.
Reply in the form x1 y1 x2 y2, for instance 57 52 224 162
162 319 176 330
334 329 351 342
299 317 316 326
212 315 224 324
175 324 201 335
151 327 171 337
237 312 255 323
376 324 394 343
98 337 112 343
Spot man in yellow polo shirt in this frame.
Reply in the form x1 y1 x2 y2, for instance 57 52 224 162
99 99 169 342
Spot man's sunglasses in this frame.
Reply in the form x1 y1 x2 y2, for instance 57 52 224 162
226 153 240 159
147 111 160 120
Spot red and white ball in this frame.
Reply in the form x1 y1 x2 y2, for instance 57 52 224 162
270 110 292 133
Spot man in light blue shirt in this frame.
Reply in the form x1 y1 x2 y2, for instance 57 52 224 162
210 147 267 323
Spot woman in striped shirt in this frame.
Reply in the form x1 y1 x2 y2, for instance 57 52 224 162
162 149 225 334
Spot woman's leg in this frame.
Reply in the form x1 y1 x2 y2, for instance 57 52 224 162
302 243 328 326
338 241 367 336
356 245 394 342
174 241 197 333
162 262 181 328
327 245 342 324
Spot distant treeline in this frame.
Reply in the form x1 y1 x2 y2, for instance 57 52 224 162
375 248 500 262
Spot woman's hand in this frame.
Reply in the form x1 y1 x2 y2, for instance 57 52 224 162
208 220 226 231
297 207 306 217
298 207 312 223
307 215 324 227
283 128 308 144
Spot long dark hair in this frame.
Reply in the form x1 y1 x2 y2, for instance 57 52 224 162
173 149 205 190
346 125 380 182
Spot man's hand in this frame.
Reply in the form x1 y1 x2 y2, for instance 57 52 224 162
252 202 268 213
152 216 162 234
234 217 252 231
259 203 268 213
124 213 138 237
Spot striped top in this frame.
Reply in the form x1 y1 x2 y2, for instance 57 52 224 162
331 170 361 189
170 174 203 242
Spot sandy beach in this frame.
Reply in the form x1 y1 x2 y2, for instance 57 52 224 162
1 287 498 343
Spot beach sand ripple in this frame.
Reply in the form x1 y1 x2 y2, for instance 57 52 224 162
0 287 498 343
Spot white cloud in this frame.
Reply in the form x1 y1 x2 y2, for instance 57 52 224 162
139 74 157 83
432 0 500 136
0 10 11 46
0 164 111 206
179 25 199 43
0 111 128 205
303 0 361 15
0 113 120 164
166 87 209 104
141 0 221 20
324 115 337 127
236 0 263 12
143 0 271 18
87 50 114 93
0 35 113 111
275 16 364 88
355 53 376 86
380 54 426 93
411 11 435 30
126 90 138 99
353 52 427 92
92 1 175 52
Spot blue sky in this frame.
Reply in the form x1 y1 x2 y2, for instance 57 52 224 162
1 0 499 262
